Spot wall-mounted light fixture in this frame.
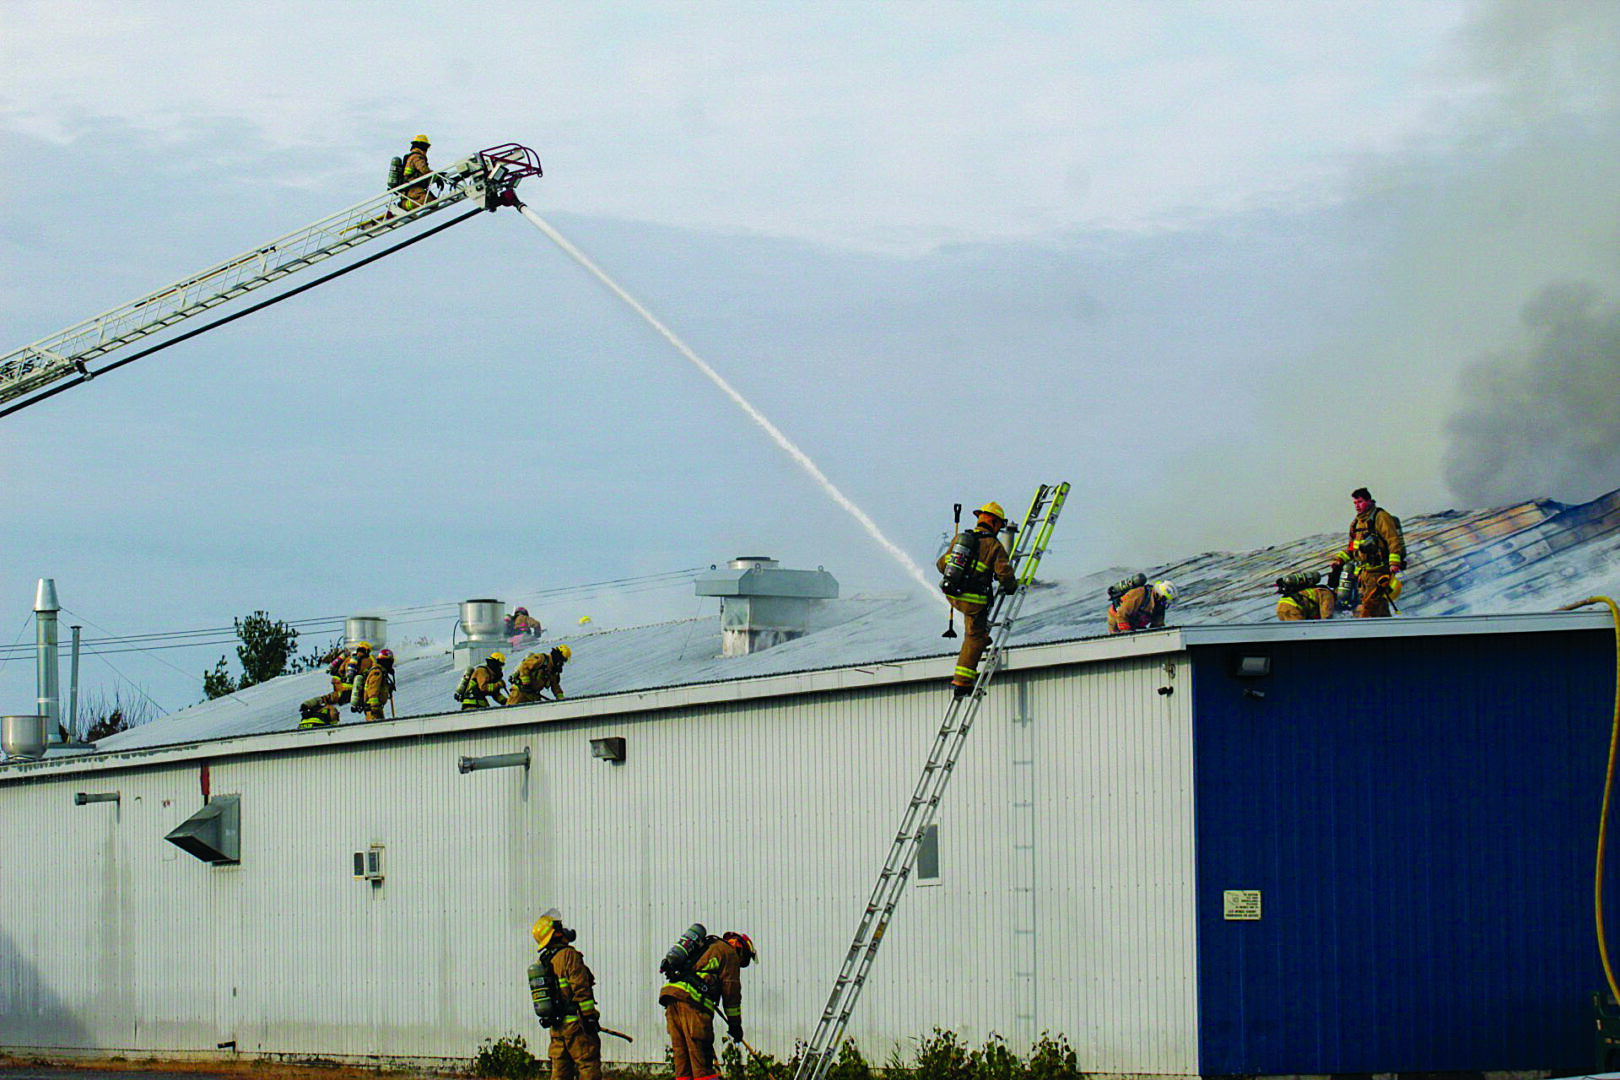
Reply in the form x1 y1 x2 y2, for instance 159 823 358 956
590 737 627 764
74 791 120 806
1233 655 1271 678
458 747 531 774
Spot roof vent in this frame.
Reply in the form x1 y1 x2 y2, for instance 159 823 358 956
695 557 839 657
164 795 241 864
454 598 505 672
345 615 388 650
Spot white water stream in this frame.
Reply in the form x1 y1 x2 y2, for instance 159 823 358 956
518 206 943 605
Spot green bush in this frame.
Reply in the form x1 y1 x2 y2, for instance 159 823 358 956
473 1034 543 1080
1025 1034 1078 1080
826 1040 874 1080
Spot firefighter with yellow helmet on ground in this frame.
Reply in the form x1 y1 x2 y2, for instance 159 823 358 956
528 910 602 1080
937 500 1019 697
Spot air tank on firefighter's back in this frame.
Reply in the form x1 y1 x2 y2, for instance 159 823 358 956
2 715 47 761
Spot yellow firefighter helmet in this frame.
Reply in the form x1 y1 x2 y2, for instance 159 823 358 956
532 907 562 948
412 134 431 147
975 501 1007 522
556 644 572 661
488 651 506 666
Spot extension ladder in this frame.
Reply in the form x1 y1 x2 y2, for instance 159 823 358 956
794 481 1070 1080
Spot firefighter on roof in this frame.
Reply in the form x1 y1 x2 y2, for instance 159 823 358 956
1274 571 1335 621
505 606 543 645
508 644 571 705
344 642 375 715
360 648 395 720
937 501 1019 697
1330 487 1406 618
297 698 340 728
1107 576 1175 633
457 651 507 708
529 910 602 1080
659 930 756 1080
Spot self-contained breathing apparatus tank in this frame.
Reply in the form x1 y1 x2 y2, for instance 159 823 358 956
1335 562 1356 608
386 156 405 191
1275 570 1320 593
527 955 565 1027
939 530 981 598
661 923 710 977
1108 573 1148 603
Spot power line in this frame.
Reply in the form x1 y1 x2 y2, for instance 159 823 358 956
0 567 708 659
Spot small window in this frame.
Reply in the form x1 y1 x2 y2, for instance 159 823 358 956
916 824 941 885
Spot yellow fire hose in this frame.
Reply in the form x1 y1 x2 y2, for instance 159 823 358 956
1560 596 1620 1004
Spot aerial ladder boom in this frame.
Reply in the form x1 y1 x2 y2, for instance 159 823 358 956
0 143 542 410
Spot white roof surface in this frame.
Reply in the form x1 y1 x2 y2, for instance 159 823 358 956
66 485 1620 755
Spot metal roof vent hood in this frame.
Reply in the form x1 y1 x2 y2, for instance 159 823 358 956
454 598 505 672
695 557 839 657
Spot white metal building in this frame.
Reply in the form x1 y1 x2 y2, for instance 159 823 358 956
1 630 1200 1072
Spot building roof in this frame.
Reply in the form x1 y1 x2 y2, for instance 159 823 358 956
30 486 1620 761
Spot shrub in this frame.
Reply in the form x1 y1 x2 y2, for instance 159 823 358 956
472 1034 543 1080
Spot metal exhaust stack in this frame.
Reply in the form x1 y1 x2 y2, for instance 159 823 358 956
34 579 61 745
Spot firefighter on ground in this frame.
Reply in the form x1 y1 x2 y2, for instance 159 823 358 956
659 931 756 1080
457 651 508 708
938 501 1019 698
1274 571 1335 621
508 644 571 705
1330 487 1406 618
505 606 543 643
529 910 602 1080
400 135 434 210
360 648 396 721
344 642 375 715
1107 577 1176 633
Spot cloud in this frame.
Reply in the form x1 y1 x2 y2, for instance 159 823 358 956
0 1 1475 249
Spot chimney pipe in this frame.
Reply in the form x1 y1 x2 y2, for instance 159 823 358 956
34 579 61 745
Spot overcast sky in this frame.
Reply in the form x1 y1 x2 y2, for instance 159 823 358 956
3 1 1618 715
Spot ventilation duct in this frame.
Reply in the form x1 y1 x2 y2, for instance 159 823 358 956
695 557 839 656
35 579 62 744
454 599 505 672
1 715 47 762
164 795 241 864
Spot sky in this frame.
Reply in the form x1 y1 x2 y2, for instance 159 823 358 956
2 0 1618 716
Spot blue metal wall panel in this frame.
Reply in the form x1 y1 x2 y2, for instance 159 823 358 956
1191 628 1617 1074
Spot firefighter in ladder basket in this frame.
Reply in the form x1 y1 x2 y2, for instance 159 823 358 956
938 501 1019 698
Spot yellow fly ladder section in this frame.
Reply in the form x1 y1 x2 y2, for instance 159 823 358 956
794 481 1070 1080
0 144 542 409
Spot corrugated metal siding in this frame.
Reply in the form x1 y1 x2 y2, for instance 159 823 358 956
1191 627 1617 1074
2 654 1198 1074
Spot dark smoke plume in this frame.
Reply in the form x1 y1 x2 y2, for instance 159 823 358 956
1445 281 1620 506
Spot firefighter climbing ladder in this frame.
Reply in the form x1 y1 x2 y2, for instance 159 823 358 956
0 144 542 412
794 481 1070 1080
